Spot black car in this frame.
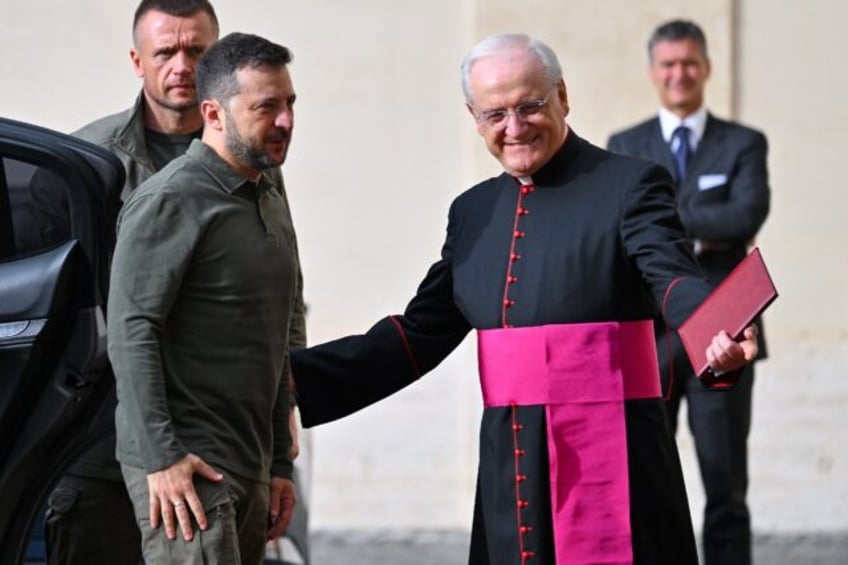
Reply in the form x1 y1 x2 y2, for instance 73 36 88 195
0 117 309 564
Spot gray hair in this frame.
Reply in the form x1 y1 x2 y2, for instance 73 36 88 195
460 33 562 103
647 19 709 63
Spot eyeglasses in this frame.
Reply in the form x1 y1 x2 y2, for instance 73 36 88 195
473 87 556 128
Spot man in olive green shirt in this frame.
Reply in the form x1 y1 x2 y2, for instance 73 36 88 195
32 3 304 564
108 32 301 564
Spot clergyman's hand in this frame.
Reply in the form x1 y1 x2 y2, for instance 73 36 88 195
267 477 296 540
289 406 300 460
147 453 224 541
706 324 759 373
288 371 300 460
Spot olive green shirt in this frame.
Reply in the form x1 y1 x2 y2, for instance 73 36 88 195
108 139 299 482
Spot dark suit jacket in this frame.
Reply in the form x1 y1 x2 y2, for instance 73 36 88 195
608 113 770 367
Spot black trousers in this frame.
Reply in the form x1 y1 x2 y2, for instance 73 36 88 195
666 364 754 565
44 474 142 565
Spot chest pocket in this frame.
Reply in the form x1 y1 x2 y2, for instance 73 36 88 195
257 187 295 250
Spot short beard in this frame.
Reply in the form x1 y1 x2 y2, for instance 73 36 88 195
223 108 284 171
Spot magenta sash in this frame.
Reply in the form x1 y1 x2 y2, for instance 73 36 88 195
477 320 660 565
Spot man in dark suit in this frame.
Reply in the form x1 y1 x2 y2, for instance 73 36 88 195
608 19 770 565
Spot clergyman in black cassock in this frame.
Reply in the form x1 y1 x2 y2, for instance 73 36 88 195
291 33 758 565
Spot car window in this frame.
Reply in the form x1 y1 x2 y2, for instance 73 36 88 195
3 155 73 258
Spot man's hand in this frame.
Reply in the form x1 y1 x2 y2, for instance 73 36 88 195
706 324 759 373
267 477 296 540
147 453 224 541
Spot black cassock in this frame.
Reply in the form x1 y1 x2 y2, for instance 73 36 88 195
292 133 710 564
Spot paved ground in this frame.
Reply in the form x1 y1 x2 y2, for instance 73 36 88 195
25 528 848 564
310 530 468 565
308 529 848 565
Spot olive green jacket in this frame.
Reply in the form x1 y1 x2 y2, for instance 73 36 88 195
74 91 157 202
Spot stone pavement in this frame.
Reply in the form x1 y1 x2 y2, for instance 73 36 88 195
24 529 848 564
308 529 848 565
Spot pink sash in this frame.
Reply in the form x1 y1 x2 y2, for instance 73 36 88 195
477 321 660 564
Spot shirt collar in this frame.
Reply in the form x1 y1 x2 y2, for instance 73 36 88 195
658 106 708 150
186 139 262 195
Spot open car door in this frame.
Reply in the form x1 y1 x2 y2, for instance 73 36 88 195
0 117 123 563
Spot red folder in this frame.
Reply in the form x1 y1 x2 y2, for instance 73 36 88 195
678 247 778 380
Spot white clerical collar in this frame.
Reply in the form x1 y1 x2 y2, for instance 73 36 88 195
515 122 570 186
658 106 708 151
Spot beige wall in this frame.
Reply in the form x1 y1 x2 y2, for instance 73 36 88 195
3 0 845 533
735 0 848 532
